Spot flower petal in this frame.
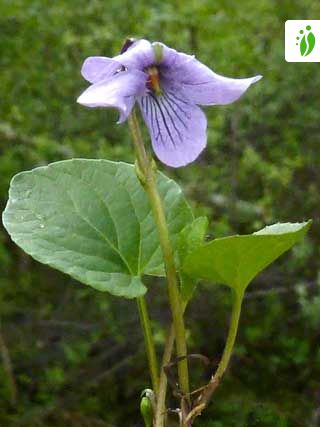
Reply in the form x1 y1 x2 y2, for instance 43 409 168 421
77 70 147 123
114 39 155 70
81 57 122 83
158 43 195 69
159 44 262 105
138 90 207 168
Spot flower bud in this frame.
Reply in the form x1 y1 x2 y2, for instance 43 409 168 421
140 395 153 427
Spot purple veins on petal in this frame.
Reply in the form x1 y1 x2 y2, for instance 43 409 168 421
77 38 262 168
139 90 207 168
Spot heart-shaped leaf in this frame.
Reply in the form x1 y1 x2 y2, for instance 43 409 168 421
2 159 193 298
182 222 311 297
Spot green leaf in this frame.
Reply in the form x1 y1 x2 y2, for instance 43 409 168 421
2 159 193 298
300 32 316 57
177 216 208 301
178 216 209 262
306 31 316 55
182 221 311 296
300 35 308 57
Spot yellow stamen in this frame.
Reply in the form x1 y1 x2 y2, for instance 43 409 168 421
147 66 162 95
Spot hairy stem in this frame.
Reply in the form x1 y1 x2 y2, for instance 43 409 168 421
188 291 243 423
137 296 159 393
128 109 190 399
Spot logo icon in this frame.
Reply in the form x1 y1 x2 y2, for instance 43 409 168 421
296 25 315 56
285 20 320 62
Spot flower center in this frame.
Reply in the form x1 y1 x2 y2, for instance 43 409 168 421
146 66 162 96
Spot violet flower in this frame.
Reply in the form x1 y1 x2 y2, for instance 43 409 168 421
77 39 262 168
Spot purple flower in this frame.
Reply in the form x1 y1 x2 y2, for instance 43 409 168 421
77 39 262 168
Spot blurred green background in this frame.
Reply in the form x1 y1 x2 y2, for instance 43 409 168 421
1 0 320 426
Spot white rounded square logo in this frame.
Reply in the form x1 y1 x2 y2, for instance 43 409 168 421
285 20 320 62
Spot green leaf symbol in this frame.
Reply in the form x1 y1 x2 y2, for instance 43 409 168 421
300 32 316 57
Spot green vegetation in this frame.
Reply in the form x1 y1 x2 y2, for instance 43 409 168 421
1 1 319 426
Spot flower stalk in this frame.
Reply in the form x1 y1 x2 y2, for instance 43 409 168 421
128 109 190 400
137 296 159 393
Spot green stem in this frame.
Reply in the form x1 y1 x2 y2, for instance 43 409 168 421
154 324 175 427
155 302 189 427
137 296 159 393
214 290 242 379
128 110 190 398
188 291 243 423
